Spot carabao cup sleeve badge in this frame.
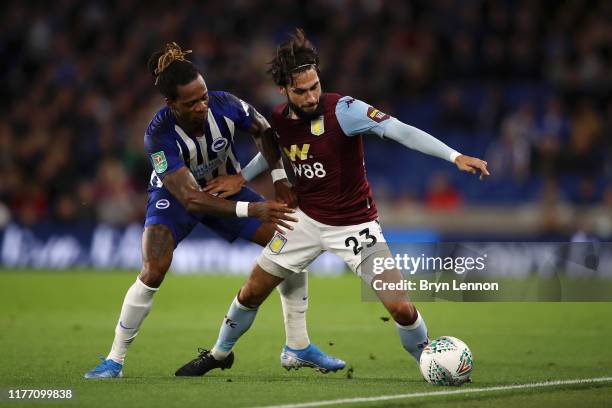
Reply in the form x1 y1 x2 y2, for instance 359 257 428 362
151 151 168 173
269 234 288 254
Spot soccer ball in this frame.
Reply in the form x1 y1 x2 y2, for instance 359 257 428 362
419 336 473 386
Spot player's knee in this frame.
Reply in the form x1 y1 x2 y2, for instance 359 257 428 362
139 263 169 288
387 302 418 326
237 288 261 308
237 283 268 308
238 264 282 307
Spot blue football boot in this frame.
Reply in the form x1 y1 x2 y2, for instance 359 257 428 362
280 344 346 373
84 358 123 379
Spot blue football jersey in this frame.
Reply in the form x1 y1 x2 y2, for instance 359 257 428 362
144 91 255 192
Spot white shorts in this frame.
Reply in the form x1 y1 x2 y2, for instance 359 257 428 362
257 209 390 283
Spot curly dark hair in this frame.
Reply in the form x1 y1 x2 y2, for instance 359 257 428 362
147 42 200 100
267 28 320 87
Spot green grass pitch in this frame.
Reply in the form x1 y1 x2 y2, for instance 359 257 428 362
1 271 611 407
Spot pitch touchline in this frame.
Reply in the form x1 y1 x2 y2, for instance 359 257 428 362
252 376 612 408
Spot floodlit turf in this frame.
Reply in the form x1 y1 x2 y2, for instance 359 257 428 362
1 271 611 407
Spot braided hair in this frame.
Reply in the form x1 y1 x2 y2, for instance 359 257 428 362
267 29 320 87
147 42 199 100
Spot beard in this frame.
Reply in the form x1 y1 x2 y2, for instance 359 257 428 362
288 98 324 120
172 108 207 134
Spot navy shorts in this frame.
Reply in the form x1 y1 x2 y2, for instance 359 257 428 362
144 187 265 247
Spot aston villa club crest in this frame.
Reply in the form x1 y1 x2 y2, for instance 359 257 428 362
269 233 287 254
310 116 324 136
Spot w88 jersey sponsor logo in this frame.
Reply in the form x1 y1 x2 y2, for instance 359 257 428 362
283 143 326 179
291 162 327 179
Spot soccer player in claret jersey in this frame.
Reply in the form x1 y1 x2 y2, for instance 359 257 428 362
84 43 344 378
174 30 489 376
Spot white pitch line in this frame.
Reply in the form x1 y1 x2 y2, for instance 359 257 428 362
253 376 612 408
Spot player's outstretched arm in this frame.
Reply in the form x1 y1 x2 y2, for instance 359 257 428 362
383 121 490 180
204 108 297 206
202 173 246 198
163 167 296 229
247 109 282 166
336 97 490 180
203 152 269 198
247 109 298 207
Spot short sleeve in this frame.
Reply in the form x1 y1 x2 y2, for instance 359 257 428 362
335 96 393 137
217 92 256 131
144 130 184 178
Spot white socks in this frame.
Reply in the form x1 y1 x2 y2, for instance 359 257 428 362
106 272 311 364
107 278 158 364
277 271 310 350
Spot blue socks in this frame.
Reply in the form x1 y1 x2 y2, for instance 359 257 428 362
210 296 428 364
211 297 258 360
396 312 429 362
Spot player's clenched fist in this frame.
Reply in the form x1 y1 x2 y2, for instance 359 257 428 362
249 200 297 232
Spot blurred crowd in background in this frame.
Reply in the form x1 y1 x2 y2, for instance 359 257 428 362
0 0 610 236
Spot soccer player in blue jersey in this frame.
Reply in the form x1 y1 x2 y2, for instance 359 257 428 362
84 43 344 379
175 29 489 377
